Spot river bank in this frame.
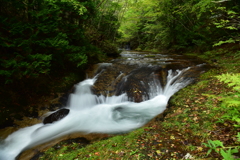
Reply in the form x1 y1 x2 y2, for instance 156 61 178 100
35 46 239 160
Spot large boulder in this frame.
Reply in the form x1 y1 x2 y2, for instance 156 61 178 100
43 108 70 124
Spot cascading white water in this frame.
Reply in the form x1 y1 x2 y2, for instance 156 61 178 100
0 69 193 160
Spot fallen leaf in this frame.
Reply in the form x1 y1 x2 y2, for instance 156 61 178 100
156 150 161 155
94 152 100 156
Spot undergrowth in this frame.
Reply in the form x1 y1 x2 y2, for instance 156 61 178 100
39 128 148 160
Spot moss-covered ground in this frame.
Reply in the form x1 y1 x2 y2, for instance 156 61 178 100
38 46 240 160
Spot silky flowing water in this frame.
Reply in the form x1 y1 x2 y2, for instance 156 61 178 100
0 51 208 160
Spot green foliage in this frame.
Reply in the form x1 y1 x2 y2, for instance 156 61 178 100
216 73 240 91
203 137 239 160
117 0 240 52
192 0 215 18
215 73 240 128
0 53 52 84
118 0 214 50
214 39 236 47
201 72 240 159
86 0 121 55
212 4 240 47
0 0 121 117
0 0 109 84
203 140 224 155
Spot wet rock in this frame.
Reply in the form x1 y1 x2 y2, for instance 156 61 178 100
43 108 70 124
91 51 209 103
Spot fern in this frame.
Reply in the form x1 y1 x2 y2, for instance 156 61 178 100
204 74 240 159
215 73 240 127
216 73 240 92
221 97 240 108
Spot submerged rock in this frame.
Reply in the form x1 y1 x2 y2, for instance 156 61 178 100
43 108 70 124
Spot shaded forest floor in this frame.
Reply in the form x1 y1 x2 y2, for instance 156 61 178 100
26 46 240 159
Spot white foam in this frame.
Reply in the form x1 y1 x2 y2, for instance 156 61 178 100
0 69 192 160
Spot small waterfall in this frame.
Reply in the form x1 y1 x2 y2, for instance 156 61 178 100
68 78 97 110
0 68 194 160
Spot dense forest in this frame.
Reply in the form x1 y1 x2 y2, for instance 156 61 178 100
0 0 121 84
118 0 240 52
0 0 123 123
1 0 239 82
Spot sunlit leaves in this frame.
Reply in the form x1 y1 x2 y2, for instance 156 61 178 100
192 0 215 19
216 73 240 91
45 0 88 15
213 39 237 47
212 5 240 47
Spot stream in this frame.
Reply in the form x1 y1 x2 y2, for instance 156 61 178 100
0 51 209 160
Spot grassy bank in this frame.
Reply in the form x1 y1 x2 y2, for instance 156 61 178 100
39 47 240 160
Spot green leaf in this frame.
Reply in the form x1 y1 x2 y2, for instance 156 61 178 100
220 149 234 160
206 148 212 155
237 133 240 142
